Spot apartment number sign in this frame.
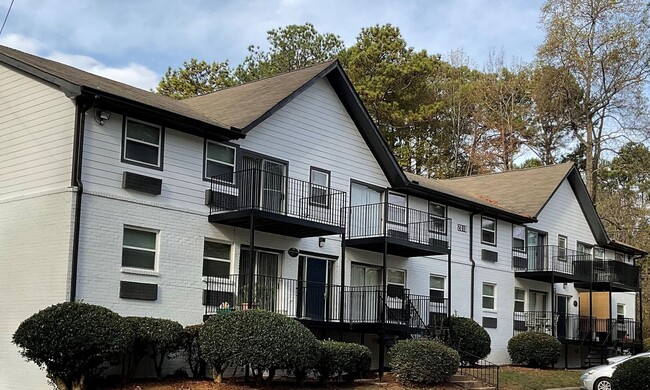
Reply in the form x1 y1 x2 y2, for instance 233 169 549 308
457 224 467 233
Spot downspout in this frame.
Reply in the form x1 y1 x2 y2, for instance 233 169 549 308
69 98 91 302
469 211 478 320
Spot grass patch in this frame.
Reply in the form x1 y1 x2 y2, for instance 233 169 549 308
499 366 582 390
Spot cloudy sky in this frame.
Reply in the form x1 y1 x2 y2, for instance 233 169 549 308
0 0 546 91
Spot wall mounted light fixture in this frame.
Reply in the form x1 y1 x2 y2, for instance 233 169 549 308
94 109 111 125
318 237 326 247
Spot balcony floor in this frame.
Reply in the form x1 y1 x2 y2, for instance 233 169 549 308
346 236 449 257
574 281 639 292
514 270 590 284
209 209 344 238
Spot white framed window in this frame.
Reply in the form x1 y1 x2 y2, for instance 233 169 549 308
481 216 496 245
309 167 330 207
387 268 406 298
387 192 407 224
428 202 447 233
205 141 236 182
482 283 496 310
615 252 625 263
617 303 625 322
514 288 526 312
203 240 232 278
558 235 567 261
429 275 445 302
512 225 526 251
123 118 163 168
122 227 158 270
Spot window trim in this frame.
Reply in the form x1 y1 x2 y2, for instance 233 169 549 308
482 282 496 311
429 274 446 301
512 224 526 252
617 303 626 323
514 288 526 312
202 239 233 279
203 140 238 183
121 117 164 170
558 235 568 261
481 216 497 246
309 167 331 208
121 225 159 272
386 191 408 225
428 202 447 234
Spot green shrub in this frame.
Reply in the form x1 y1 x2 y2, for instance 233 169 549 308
200 310 319 384
507 332 561 367
123 317 184 379
317 340 372 382
390 338 460 384
12 302 132 390
182 324 206 378
643 338 650 352
612 356 650 390
449 316 491 365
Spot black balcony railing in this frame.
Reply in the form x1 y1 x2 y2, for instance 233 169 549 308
204 274 443 331
512 245 592 277
209 169 346 228
592 260 640 288
346 203 450 249
513 310 642 344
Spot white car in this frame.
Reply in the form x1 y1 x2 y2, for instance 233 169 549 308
580 352 650 390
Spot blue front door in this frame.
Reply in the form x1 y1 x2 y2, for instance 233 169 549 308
305 258 327 320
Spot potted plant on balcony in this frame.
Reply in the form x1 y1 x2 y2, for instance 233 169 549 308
238 281 277 310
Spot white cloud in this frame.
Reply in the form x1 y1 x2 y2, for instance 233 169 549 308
0 34 161 91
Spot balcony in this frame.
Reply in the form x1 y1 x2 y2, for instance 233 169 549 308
513 311 642 346
207 169 346 238
575 260 640 292
512 245 592 283
345 203 450 257
203 274 447 332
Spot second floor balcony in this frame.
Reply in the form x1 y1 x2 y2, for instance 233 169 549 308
575 259 640 292
512 245 592 283
344 203 451 257
207 169 346 238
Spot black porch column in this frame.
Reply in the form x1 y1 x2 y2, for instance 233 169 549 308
248 214 256 308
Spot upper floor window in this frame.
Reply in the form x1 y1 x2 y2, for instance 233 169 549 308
514 288 525 312
122 227 157 270
482 283 496 310
512 225 526 251
123 118 163 169
429 202 446 233
558 235 567 261
481 216 496 245
617 303 625 322
615 252 625 263
205 141 236 183
203 240 231 278
309 167 330 207
387 192 407 225
429 275 445 303
387 268 406 298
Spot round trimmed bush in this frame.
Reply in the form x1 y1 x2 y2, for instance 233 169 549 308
507 332 561 367
200 310 319 383
12 302 132 390
390 338 460 385
182 324 206 378
449 316 491 365
124 316 184 378
612 356 650 390
317 340 372 382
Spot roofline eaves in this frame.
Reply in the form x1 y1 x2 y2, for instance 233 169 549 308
0 52 82 97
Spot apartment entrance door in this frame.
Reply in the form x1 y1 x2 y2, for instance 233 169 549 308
242 155 286 213
557 296 569 339
349 264 381 322
304 257 329 320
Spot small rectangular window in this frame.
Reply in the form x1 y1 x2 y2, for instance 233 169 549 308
205 141 236 182
309 167 330 207
514 288 526 312
615 253 625 263
123 118 162 168
558 235 567 261
481 216 496 245
122 227 157 270
482 283 496 310
387 268 406 298
617 303 625 322
429 275 445 302
203 240 231 278
429 202 447 233
387 192 407 224
512 225 526 251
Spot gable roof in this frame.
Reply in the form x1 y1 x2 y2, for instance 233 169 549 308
0 45 239 140
185 61 335 131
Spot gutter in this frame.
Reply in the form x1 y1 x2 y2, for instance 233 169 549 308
69 96 92 302
469 211 478 319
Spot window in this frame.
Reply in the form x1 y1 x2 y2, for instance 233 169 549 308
309 167 330 206
387 268 406 298
122 227 157 270
387 192 407 224
205 141 236 182
203 240 232 278
558 235 567 261
593 247 605 269
577 242 592 261
615 253 625 263
481 216 496 245
429 202 447 233
429 275 445 302
482 283 496 310
514 288 526 312
123 118 163 168
617 304 625 323
512 225 526 251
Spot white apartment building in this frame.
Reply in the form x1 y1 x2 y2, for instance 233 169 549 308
0 45 644 389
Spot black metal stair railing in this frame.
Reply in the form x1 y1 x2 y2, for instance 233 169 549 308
458 351 500 389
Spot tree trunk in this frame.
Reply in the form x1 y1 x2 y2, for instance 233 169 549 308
213 370 223 383
71 375 85 390
49 374 69 390
585 120 594 200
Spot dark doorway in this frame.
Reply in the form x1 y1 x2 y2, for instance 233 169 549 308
305 258 327 320
557 296 568 339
